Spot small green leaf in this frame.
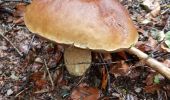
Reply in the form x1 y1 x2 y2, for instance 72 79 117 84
157 31 165 42
154 75 160 84
165 31 170 48
165 31 170 40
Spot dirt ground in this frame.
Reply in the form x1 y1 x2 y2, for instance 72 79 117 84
0 0 170 100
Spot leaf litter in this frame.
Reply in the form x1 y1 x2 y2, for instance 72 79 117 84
0 0 170 99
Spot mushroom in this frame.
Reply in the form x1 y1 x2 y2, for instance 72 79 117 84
24 0 170 79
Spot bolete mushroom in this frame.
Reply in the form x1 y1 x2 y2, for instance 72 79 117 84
24 0 170 79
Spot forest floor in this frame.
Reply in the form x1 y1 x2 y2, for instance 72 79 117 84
0 0 170 100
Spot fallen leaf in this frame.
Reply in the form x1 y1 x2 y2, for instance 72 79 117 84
13 17 24 25
53 69 67 86
144 84 161 93
30 71 48 90
35 79 48 90
110 60 130 76
165 31 170 48
13 3 26 17
136 36 158 52
101 67 107 90
160 43 170 52
146 37 158 50
163 84 170 97
30 71 44 82
142 0 160 17
142 0 160 11
117 51 128 60
103 53 112 61
149 5 160 17
145 74 155 86
70 86 100 100
136 41 151 52
163 59 170 68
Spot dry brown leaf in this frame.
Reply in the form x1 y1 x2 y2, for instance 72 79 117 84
144 84 161 93
13 17 24 25
161 44 170 52
70 86 100 100
53 69 67 86
143 0 160 18
30 71 48 90
103 53 112 61
35 79 47 90
145 74 155 86
163 85 170 97
146 37 158 50
110 60 129 76
136 41 151 52
117 51 128 60
30 71 44 81
136 37 158 52
101 67 107 90
13 3 26 17
163 59 170 68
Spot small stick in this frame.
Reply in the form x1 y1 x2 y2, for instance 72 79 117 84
99 53 111 93
161 4 170 8
128 47 170 80
0 32 23 56
15 88 28 98
76 72 86 87
57 59 133 66
34 89 49 94
1 0 31 3
26 35 35 55
44 59 54 90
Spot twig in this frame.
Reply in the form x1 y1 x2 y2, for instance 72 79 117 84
26 35 35 55
15 88 28 98
44 59 54 90
1 0 31 3
98 53 111 93
128 47 170 80
0 32 23 57
57 59 133 66
14 70 32 98
34 89 49 94
76 72 87 86
161 4 170 8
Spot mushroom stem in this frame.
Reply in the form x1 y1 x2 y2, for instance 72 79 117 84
64 47 91 76
128 47 170 79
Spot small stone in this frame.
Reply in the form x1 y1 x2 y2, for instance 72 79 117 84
0 46 8 50
19 44 29 54
35 57 43 63
7 89 13 96
135 87 142 93
10 72 19 80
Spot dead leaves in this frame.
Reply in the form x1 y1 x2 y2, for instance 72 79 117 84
142 0 161 18
3 3 26 25
136 37 158 52
163 59 170 68
70 86 100 100
144 73 165 94
14 3 26 17
13 3 26 24
144 84 161 93
30 71 48 91
110 60 130 76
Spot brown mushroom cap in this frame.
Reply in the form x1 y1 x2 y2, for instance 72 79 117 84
24 0 138 52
